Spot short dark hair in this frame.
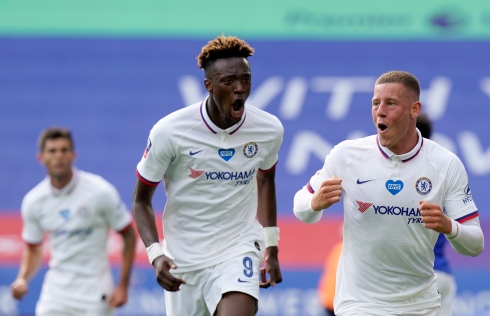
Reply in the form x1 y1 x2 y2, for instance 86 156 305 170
375 70 420 100
196 34 254 76
38 127 74 151
416 112 433 139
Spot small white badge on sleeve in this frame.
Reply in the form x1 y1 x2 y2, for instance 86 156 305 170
146 242 164 264
264 227 280 248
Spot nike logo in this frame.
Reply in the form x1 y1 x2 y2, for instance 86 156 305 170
357 179 374 184
237 278 251 283
189 149 204 156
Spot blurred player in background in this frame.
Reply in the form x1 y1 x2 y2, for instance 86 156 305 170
132 34 284 315
295 71 484 315
317 112 457 316
10 127 136 315
317 237 342 316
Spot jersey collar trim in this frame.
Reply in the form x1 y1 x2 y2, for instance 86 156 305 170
377 129 423 163
49 167 80 196
199 96 246 135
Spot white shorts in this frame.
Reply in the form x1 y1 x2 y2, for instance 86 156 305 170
337 281 442 316
36 297 113 316
36 269 114 316
165 251 262 316
339 309 441 316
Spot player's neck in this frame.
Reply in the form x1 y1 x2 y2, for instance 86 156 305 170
50 170 74 189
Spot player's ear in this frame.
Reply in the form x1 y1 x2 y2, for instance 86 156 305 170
204 78 212 93
37 152 45 165
410 101 421 118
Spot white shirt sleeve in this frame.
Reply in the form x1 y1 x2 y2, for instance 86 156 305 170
20 196 44 244
137 118 176 183
259 117 284 171
293 143 344 223
100 184 132 232
293 185 323 223
445 217 484 257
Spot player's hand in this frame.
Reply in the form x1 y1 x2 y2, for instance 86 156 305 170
311 176 342 211
259 246 282 288
153 255 186 291
11 278 28 300
108 285 128 308
419 201 452 234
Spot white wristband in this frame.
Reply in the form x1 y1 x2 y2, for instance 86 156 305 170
264 227 280 248
146 242 164 264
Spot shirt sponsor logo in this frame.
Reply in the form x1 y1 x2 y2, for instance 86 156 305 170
243 142 258 158
385 180 404 195
462 184 473 204
205 169 255 181
357 200 423 224
356 200 373 213
188 167 204 179
52 227 93 239
415 177 432 195
218 148 235 161
188 167 256 186
143 138 152 158
462 196 473 204
373 205 421 216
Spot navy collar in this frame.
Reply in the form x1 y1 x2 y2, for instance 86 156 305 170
200 96 246 135
377 129 423 162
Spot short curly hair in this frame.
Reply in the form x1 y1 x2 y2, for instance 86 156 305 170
196 34 254 75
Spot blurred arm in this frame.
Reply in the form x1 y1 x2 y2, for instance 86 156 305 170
109 225 136 307
11 243 43 300
117 225 136 290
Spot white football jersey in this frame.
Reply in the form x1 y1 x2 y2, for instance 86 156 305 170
306 130 478 314
136 98 284 272
21 169 132 308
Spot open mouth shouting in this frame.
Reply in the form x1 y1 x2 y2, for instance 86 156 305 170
231 99 244 119
378 123 388 132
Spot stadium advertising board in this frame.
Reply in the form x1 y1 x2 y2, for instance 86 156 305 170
1 0 490 40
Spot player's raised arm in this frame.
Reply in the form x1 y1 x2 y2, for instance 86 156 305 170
294 174 342 224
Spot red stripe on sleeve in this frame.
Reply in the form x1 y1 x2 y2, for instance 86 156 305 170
135 170 160 186
457 211 479 223
259 161 278 173
117 221 133 234
307 182 315 194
